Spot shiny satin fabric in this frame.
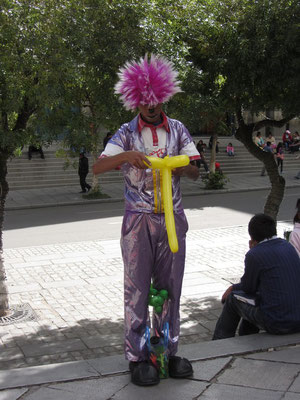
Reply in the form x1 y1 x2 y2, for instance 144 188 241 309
108 115 195 214
121 211 188 361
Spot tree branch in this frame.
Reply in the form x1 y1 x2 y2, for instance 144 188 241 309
1 112 8 131
236 107 254 130
253 115 295 131
13 97 37 131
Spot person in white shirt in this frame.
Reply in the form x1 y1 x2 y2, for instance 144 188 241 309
290 199 300 257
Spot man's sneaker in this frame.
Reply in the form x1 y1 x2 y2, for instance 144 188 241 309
168 356 193 378
129 361 160 386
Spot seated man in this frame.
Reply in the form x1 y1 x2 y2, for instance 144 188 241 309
213 213 300 340
28 145 45 160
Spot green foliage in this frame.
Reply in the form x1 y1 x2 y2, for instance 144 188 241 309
202 171 229 190
55 149 78 171
184 0 300 116
146 0 299 129
0 0 149 158
50 0 149 154
13 147 23 157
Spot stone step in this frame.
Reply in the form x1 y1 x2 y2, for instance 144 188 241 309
7 149 299 190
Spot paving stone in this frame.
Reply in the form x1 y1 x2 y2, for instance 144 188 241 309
0 388 28 400
87 354 129 375
0 360 99 390
180 319 210 335
180 333 300 362
6 283 41 294
200 383 284 400
196 319 218 333
0 348 24 362
19 375 128 400
288 374 300 393
282 393 300 399
191 357 232 381
113 378 208 400
217 358 300 391
246 346 300 364
181 282 227 296
20 339 87 357
81 334 123 349
39 279 86 289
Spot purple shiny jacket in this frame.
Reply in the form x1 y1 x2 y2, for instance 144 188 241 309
102 115 199 214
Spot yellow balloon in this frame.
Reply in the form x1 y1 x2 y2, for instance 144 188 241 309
144 155 189 253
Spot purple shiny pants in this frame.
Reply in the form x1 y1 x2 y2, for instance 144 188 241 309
121 211 188 361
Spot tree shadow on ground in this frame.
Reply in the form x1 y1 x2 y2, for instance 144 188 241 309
1 296 223 371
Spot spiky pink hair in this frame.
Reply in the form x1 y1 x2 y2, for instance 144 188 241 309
114 54 182 111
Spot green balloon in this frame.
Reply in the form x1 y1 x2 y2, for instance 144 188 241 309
152 296 161 307
150 287 158 295
149 296 156 306
159 289 168 299
155 305 162 313
156 296 164 306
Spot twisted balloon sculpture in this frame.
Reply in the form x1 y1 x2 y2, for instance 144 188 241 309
144 155 190 253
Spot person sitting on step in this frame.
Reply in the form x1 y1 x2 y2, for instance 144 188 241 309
213 213 300 340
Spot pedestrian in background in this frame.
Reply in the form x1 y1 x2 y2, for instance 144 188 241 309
282 130 293 151
260 141 273 176
28 145 45 160
254 132 264 148
290 199 300 257
276 142 284 174
78 152 91 193
209 135 219 153
103 132 113 150
226 142 235 156
196 139 209 172
266 132 276 150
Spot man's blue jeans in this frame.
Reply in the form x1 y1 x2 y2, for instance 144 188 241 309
213 292 265 340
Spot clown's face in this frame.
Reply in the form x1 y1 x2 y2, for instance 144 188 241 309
138 103 163 124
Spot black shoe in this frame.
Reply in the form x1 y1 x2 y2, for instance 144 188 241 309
129 361 160 386
87 186 91 192
79 190 86 193
168 356 193 378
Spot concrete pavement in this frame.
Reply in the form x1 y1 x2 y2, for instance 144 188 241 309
5 169 300 211
2 335 300 399
1 172 300 399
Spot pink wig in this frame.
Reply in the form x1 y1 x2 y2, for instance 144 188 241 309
114 54 182 110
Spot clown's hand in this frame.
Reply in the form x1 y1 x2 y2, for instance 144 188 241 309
172 167 185 177
126 151 151 169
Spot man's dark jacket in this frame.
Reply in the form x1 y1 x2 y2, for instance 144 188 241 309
78 156 89 176
233 238 300 333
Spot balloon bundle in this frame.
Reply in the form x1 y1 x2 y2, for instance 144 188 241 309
148 284 168 313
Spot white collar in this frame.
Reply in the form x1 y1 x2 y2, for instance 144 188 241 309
259 235 278 245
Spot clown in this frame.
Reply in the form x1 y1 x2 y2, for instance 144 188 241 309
93 54 200 386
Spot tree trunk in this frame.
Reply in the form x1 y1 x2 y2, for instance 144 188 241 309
0 151 10 316
209 133 218 173
91 151 100 192
235 125 285 220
